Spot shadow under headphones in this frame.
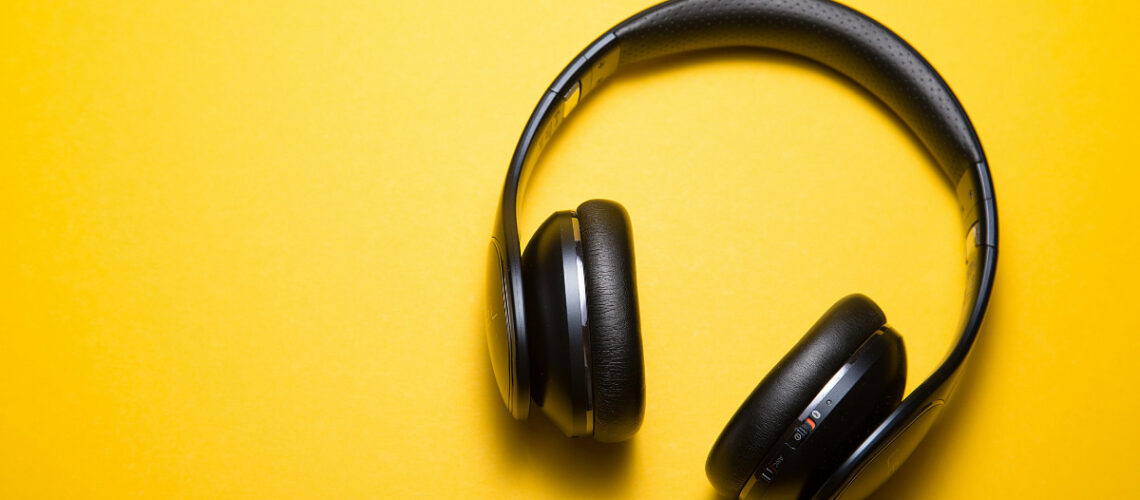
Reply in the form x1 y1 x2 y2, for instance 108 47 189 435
483 0 998 498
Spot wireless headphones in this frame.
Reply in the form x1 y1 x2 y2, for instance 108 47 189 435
483 0 998 498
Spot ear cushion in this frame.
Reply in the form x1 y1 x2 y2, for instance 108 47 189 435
705 294 887 497
576 199 645 443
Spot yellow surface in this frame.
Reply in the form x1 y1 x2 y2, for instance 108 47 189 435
2 0 1138 498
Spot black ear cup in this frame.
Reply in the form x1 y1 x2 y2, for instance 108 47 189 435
522 210 591 437
521 199 645 441
705 295 906 497
577 199 645 442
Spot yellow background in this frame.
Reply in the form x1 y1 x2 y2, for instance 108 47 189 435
3 0 1137 498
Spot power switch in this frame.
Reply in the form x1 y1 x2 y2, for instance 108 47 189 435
786 419 816 449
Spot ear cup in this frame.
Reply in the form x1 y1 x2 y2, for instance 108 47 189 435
522 211 588 436
705 294 892 497
577 199 645 442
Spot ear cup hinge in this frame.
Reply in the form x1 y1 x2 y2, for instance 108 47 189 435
548 32 620 101
956 161 997 248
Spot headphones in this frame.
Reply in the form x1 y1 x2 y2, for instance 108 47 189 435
483 1 998 498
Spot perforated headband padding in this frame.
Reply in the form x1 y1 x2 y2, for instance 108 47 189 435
612 0 982 183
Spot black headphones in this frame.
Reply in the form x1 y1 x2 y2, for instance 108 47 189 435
483 1 998 498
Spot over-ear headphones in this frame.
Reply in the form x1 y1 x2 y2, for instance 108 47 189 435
483 1 998 498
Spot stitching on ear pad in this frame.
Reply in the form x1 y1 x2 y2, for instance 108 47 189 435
705 294 887 497
577 199 646 443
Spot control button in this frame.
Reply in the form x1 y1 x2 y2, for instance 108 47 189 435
788 434 803 448
787 420 815 449
759 454 786 483
767 455 785 471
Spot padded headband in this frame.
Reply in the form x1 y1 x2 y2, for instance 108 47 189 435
504 0 994 235
614 0 981 181
492 2 997 492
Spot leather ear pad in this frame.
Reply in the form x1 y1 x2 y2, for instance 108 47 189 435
576 199 645 443
705 294 887 497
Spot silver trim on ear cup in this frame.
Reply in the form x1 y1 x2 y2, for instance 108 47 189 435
572 216 594 435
